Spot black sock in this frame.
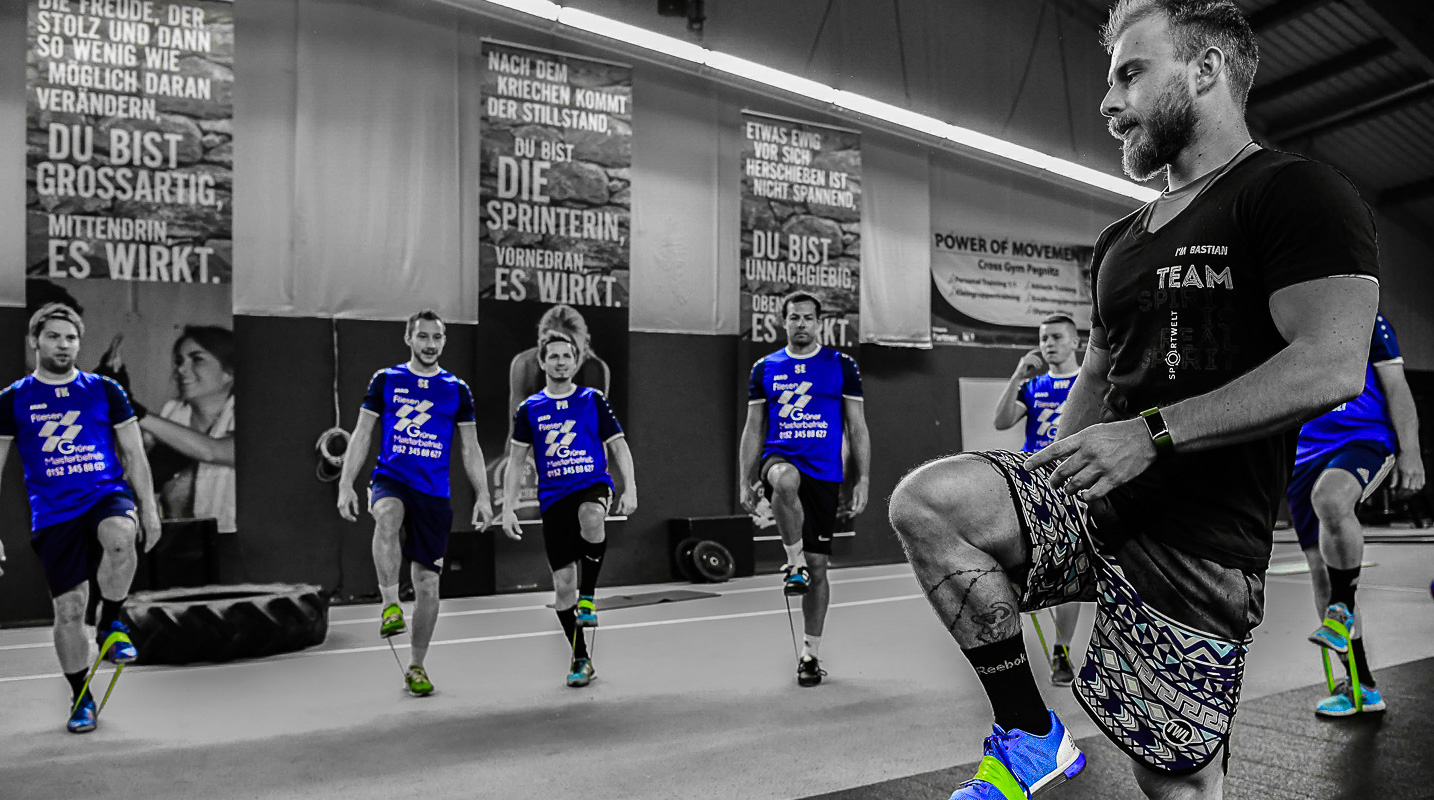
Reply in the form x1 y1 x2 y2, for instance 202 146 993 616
556 606 588 659
97 597 125 633
65 669 89 702
1345 637 1376 688
1327 565 1360 610
579 538 607 598
964 634 1050 735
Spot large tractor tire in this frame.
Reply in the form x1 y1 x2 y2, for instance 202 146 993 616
121 583 329 665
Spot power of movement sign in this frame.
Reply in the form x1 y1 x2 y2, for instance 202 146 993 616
930 231 1093 347
479 40 632 310
740 111 861 349
27 0 234 284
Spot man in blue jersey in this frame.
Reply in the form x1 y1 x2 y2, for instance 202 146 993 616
1288 311 1424 716
0 303 161 733
740 292 871 687
338 309 495 696
502 330 637 688
992 314 1085 688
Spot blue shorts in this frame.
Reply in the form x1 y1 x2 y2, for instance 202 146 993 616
31 491 137 597
369 475 453 572
1286 441 1395 550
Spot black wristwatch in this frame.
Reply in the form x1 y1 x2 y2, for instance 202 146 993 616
1139 408 1175 459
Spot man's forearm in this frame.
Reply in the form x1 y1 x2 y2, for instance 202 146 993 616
1163 340 1363 453
1385 377 1422 456
738 424 763 485
993 374 1027 430
339 427 372 489
502 449 525 510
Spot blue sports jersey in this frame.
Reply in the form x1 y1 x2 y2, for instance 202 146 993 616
362 364 476 498
748 345 862 483
1296 313 1402 466
0 371 136 529
512 385 623 511
1019 370 1078 452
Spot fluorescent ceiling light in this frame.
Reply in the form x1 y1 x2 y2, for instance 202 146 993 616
481 0 1157 202
483 0 560 21
558 8 706 62
705 52 838 104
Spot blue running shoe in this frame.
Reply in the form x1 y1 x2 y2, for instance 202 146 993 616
782 564 810 596
947 710 1084 799
68 693 97 734
1316 679 1386 718
1309 603 1354 653
576 596 598 628
567 657 595 688
97 620 138 664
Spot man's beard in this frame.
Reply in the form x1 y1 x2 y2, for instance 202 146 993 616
1111 76 1197 182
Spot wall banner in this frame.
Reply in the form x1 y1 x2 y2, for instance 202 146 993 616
931 231 1093 348
25 1 239 576
740 111 861 349
475 41 632 528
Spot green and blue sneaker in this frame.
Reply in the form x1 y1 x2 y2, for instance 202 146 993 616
946 711 1085 799
576 596 599 628
567 657 595 688
1309 603 1354 653
1316 679 1385 717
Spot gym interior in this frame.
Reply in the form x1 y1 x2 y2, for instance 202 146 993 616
2 1 1433 798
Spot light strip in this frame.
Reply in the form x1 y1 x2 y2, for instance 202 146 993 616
487 1 1159 202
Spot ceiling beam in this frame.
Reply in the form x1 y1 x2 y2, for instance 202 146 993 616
1248 39 1397 106
1345 0 1434 77
1267 76 1434 140
1380 175 1434 206
1247 0 1343 33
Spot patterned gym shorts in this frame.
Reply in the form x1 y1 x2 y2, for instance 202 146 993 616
973 450 1251 774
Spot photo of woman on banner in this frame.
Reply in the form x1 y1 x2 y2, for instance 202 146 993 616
494 304 613 521
97 328 236 536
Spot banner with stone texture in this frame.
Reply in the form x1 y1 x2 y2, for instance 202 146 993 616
740 111 861 349
23 1 241 579
478 39 631 309
27 0 233 284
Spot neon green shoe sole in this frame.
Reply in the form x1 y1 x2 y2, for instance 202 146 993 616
380 603 406 638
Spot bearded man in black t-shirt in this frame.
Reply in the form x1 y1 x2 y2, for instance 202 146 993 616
889 3 1378 799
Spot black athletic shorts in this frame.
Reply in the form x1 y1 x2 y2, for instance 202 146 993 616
31 491 137 597
973 450 1265 776
540 482 611 572
761 456 840 557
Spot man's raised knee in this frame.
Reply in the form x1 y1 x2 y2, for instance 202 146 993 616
767 463 801 499
96 516 137 554
890 456 996 537
372 499 404 534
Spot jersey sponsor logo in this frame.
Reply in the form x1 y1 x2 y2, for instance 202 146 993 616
1053 380 1070 389
1177 245 1229 256
1035 408 1060 439
1154 264 1234 290
393 399 434 438
29 403 47 410
545 419 578 457
776 381 814 419
39 410 83 453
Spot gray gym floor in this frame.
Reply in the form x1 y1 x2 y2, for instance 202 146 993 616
1 534 1431 800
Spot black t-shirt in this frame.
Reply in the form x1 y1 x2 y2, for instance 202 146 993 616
1089 149 1378 572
